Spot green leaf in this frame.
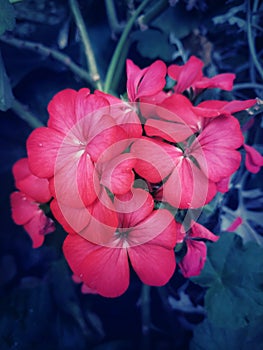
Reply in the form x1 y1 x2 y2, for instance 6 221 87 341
132 29 174 61
0 0 15 35
191 233 263 328
0 50 14 111
190 316 263 350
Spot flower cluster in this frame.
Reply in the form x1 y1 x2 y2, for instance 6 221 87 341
10 56 261 297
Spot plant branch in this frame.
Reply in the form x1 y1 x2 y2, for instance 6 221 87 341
0 34 94 86
11 99 44 129
105 0 125 34
247 0 263 81
104 0 152 93
69 0 102 90
137 0 169 29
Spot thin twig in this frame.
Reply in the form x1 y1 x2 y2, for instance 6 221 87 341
11 99 44 129
247 0 263 81
0 34 94 86
69 0 103 90
104 0 152 93
104 0 125 34
233 83 263 90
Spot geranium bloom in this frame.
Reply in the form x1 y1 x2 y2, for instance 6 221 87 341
63 188 177 297
132 113 243 208
243 144 263 173
177 221 219 278
26 88 134 209
126 59 167 102
10 158 55 248
168 55 235 95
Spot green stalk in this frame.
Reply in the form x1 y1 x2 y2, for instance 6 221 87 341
69 0 103 90
104 0 152 93
11 99 44 129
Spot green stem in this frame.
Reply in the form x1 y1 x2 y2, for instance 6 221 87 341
104 0 124 34
247 0 263 81
104 0 152 94
141 284 151 349
69 0 103 90
11 99 44 129
0 35 93 86
137 0 169 29
233 83 263 90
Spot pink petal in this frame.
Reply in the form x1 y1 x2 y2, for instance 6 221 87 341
198 99 257 115
13 158 51 203
194 73 235 91
128 209 177 247
23 211 55 248
131 138 176 183
244 144 263 174
47 89 79 134
162 158 217 209
179 240 207 278
99 153 136 195
128 211 177 285
75 89 109 121
216 176 230 193
126 59 147 102
114 188 154 229
26 127 64 179
79 246 130 297
157 94 200 130
136 60 167 100
145 118 194 143
168 56 203 93
226 217 243 232
191 116 243 182
10 192 37 225
189 221 219 242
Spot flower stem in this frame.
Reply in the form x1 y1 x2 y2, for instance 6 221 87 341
69 0 103 90
0 34 93 86
247 0 263 81
141 284 151 349
104 0 125 34
104 0 152 94
11 99 44 129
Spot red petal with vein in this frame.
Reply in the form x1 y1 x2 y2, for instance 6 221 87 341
75 89 109 121
163 158 217 209
131 138 176 183
63 234 99 278
48 89 78 134
157 94 200 130
10 192 37 225
115 189 153 229
198 99 257 115
27 127 64 178
168 56 203 93
128 209 177 247
189 221 219 241
179 240 207 278
80 246 129 297
126 59 147 102
13 158 51 203
145 118 193 143
194 73 235 91
136 60 167 100
191 116 243 182
244 144 263 174
100 153 136 195
24 212 55 248
216 176 230 193
79 188 118 246
50 199 91 235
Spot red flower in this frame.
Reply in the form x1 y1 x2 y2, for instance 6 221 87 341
126 59 167 102
10 158 55 248
27 89 133 209
168 55 235 94
178 221 219 278
244 144 263 173
132 113 243 208
63 189 177 297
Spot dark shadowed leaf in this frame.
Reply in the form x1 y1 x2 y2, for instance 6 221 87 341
0 50 14 111
191 233 263 328
0 0 15 35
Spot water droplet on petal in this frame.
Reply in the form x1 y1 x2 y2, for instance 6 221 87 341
38 143 43 147
79 273 83 278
